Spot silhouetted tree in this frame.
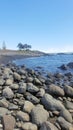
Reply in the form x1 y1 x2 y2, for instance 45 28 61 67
23 44 32 50
17 43 24 50
2 41 6 50
17 43 32 50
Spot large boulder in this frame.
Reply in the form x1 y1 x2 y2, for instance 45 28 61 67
60 109 72 123
31 105 49 126
64 85 73 97
40 121 58 130
57 117 73 130
2 115 15 130
47 84 64 97
2 87 14 99
41 93 64 111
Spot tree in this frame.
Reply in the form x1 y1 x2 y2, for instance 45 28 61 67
2 41 6 50
17 43 32 51
17 43 24 50
23 44 32 50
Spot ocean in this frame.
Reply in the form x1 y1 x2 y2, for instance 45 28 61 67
13 53 73 74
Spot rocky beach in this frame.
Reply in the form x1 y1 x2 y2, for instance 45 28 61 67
0 60 73 130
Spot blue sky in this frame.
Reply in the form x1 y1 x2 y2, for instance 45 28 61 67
0 0 73 53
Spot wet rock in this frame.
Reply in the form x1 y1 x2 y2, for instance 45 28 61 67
21 122 38 130
40 121 58 130
67 62 73 69
60 109 72 123
59 64 68 70
23 100 35 113
2 115 15 130
2 87 14 99
26 83 39 93
64 85 73 97
41 93 64 111
16 111 30 122
57 117 73 130
47 84 64 97
31 104 49 126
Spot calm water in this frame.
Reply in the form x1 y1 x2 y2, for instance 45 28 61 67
13 54 73 74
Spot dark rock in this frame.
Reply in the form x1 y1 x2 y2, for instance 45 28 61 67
25 92 40 104
41 93 64 111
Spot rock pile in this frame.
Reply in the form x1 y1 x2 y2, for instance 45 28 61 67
0 63 73 130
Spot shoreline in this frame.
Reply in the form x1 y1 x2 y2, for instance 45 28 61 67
0 50 46 64
0 62 73 129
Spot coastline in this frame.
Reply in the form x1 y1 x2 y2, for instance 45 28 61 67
0 49 46 64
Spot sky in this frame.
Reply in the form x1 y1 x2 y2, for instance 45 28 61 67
0 0 73 53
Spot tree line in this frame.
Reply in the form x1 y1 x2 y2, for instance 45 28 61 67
0 42 32 51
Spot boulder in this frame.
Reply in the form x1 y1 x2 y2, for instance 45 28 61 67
23 100 35 113
13 72 21 81
0 98 9 108
40 121 58 130
2 87 14 99
60 109 72 123
16 111 30 122
18 82 26 94
31 104 49 126
57 117 73 130
26 83 39 93
47 84 64 97
33 77 42 85
41 93 64 111
21 122 38 130
0 107 9 118
64 85 73 97
26 92 40 104
10 83 19 90
5 79 13 86
36 88 45 97
2 115 15 130
64 100 73 110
